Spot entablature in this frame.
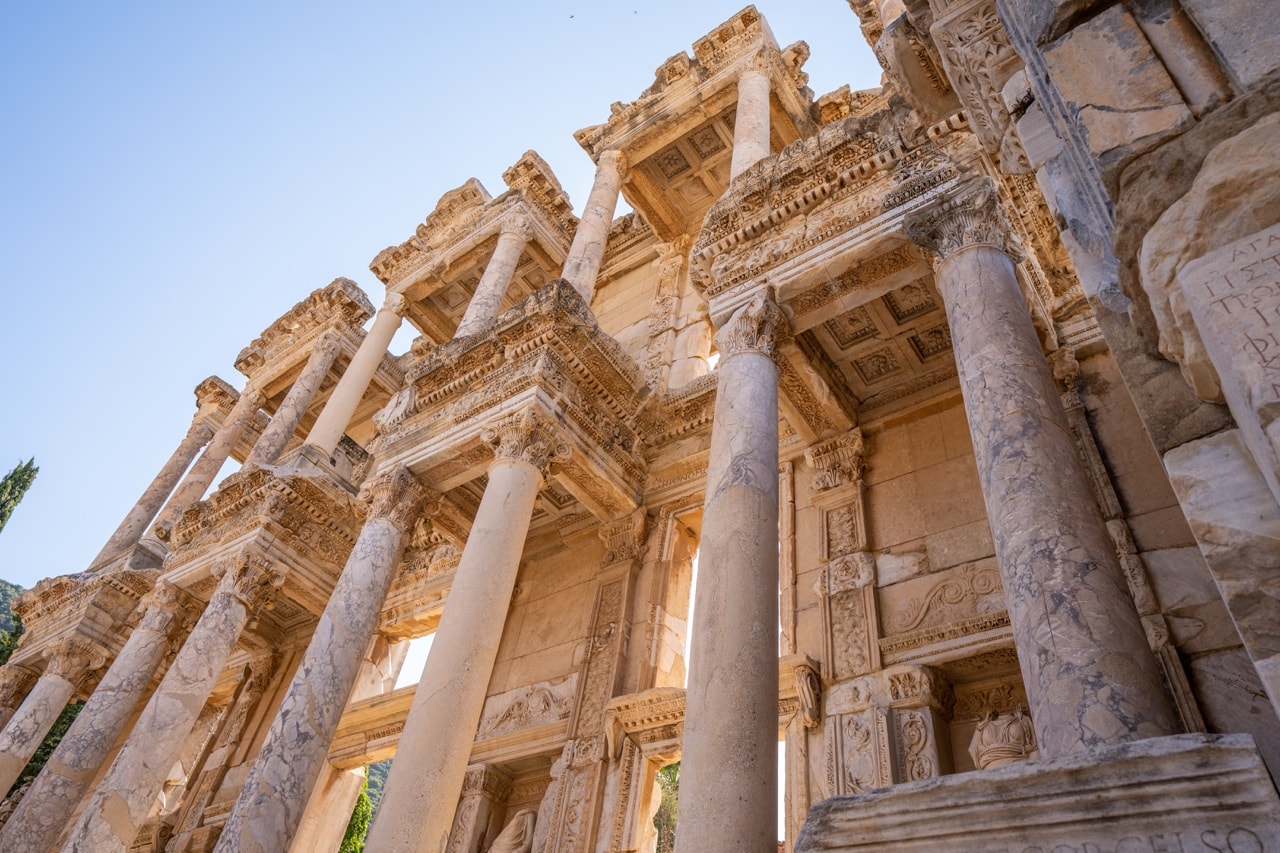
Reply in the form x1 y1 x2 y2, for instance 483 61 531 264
233 278 374 381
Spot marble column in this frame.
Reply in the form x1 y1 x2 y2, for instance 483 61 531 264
365 409 569 851
455 215 532 337
0 666 38 732
92 418 215 567
214 467 432 853
676 289 785 853
152 384 266 540
245 333 343 466
730 58 772 180
0 583 198 853
305 292 407 457
904 179 1177 758
561 149 627 304
0 638 105 795
61 554 284 853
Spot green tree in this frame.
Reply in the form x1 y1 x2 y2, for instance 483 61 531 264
0 459 38 535
654 761 679 853
340 772 373 853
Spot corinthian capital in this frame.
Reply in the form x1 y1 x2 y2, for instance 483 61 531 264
481 409 572 478
598 148 630 182
714 287 789 363
43 637 107 686
214 553 286 612
500 212 535 242
358 466 437 532
136 580 200 636
903 177 1024 264
383 291 409 316
0 666 38 708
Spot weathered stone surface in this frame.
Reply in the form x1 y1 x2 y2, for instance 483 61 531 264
1181 0 1280 91
797 734 1280 851
1041 6 1193 178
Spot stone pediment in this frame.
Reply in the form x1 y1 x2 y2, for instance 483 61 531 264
372 281 649 518
234 278 374 378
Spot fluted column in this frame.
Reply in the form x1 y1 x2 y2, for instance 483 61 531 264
61 554 284 853
0 582 198 853
215 467 432 853
152 384 265 540
365 410 569 851
0 638 105 795
730 57 772 179
0 666 38 732
92 417 215 566
675 289 786 853
455 216 533 337
305 292 406 457
904 178 1177 758
561 149 627 304
245 333 343 466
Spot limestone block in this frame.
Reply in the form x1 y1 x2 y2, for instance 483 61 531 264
798 734 1280 851
1042 6 1192 175
1141 112 1280 406
1176 219 1280 501
1141 546 1220 612
1182 0 1280 92
1164 429 1280 715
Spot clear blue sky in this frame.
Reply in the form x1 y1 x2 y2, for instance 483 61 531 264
0 2 880 592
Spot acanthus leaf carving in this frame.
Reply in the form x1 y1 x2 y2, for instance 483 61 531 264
714 287 789 363
481 409 572 478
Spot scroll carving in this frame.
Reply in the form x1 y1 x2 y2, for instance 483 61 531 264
714 288 788 362
903 177 1024 264
481 410 572 478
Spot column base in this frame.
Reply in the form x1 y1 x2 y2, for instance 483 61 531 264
797 734 1280 851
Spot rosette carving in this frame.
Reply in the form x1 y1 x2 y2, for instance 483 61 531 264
903 177 1024 264
714 287 789 362
481 410 571 478
358 466 436 532
213 553 286 612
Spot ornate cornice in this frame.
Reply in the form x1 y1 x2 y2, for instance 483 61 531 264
903 176 1024 264
234 279 373 377
714 287 789 363
481 409 572 478
358 466 437 532
213 552 286 612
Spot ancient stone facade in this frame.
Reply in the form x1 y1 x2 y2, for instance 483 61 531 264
2 4 1279 852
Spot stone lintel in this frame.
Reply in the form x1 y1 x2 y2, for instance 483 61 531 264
796 734 1280 852
163 467 362 623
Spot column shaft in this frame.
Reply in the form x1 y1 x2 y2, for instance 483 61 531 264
0 585 193 853
561 150 626 304
214 468 428 853
0 666 38 732
455 222 531 337
730 68 772 179
92 419 214 566
152 386 264 538
909 186 1177 757
60 556 282 852
0 640 103 796
367 414 563 850
305 295 405 457
676 292 784 853
246 335 342 466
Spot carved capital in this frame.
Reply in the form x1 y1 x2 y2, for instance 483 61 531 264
805 429 866 492
236 383 267 415
213 553 286 612
43 637 107 686
358 466 436 532
598 148 629 183
903 178 1024 264
599 509 649 565
310 330 344 363
136 580 200 636
383 291 409 316
481 409 572 478
460 764 514 801
499 212 535 242
714 287 789 363
0 666 38 708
